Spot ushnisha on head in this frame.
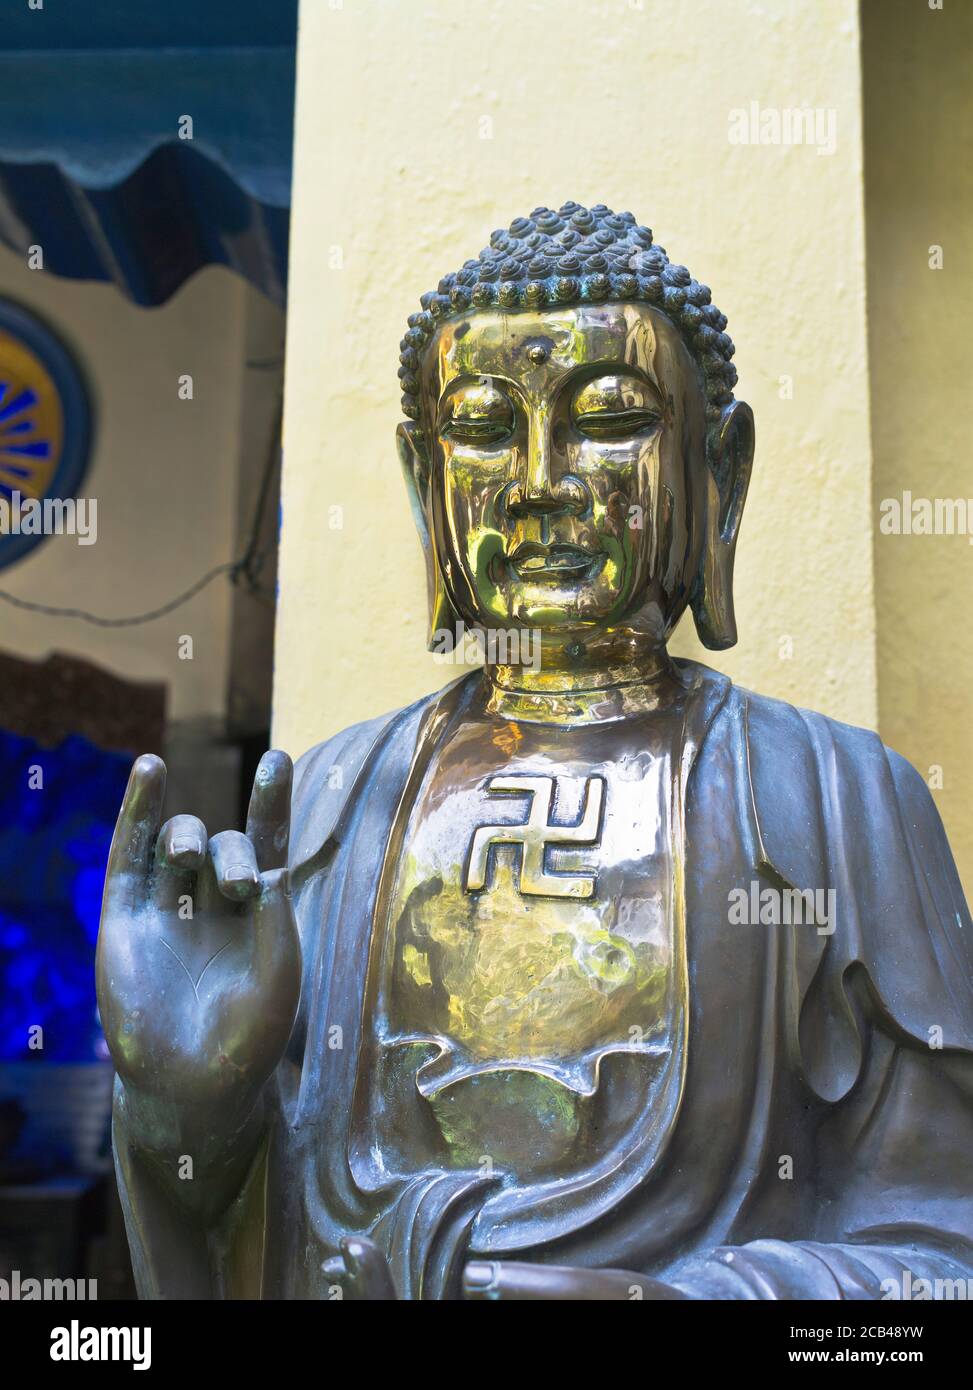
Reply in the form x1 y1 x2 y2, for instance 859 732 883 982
396 202 754 669
399 201 738 436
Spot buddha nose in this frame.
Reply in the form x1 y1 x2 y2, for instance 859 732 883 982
504 476 589 518
503 413 589 519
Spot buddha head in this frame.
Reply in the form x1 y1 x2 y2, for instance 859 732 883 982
396 202 754 669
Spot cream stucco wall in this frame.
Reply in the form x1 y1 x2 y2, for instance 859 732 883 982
275 0 876 761
0 251 256 721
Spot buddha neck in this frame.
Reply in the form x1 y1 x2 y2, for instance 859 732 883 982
483 633 683 726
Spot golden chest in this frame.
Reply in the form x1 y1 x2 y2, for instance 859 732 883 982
364 709 686 1169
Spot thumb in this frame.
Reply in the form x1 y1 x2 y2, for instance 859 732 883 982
252 866 299 982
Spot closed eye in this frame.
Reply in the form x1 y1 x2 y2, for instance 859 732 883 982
442 417 513 446
575 409 661 440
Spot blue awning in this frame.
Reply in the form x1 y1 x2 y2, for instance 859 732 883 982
0 1 297 306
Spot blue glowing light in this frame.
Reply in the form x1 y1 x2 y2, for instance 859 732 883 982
0 729 130 1061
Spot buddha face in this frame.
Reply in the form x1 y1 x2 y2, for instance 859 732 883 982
416 302 711 644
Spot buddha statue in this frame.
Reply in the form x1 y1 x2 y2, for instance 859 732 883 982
97 203 973 1301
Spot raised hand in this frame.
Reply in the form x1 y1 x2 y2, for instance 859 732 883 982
96 750 300 1122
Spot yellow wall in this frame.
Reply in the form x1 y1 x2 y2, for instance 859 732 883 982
275 0 876 762
862 0 973 900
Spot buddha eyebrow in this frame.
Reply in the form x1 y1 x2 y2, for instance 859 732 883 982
565 362 662 397
438 372 517 402
447 394 510 413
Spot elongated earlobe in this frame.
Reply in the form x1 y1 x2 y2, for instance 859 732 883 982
396 421 459 648
690 401 754 650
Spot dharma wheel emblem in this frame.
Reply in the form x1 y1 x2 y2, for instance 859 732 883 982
0 299 91 571
464 774 605 900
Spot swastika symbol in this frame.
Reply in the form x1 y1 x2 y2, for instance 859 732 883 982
464 774 605 900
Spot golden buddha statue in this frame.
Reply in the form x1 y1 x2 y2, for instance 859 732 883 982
97 204 973 1301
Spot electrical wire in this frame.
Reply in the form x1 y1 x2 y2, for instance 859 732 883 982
0 399 282 629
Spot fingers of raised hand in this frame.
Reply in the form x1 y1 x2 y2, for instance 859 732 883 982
208 830 261 903
149 814 207 911
156 815 207 872
106 749 291 921
246 750 293 872
106 755 167 892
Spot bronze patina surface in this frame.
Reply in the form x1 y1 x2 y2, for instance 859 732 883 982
97 204 973 1300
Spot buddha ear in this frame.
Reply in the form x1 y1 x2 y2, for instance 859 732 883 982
396 420 458 647
396 420 431 542
689 401 754 650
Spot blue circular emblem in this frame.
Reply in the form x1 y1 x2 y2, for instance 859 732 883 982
0 299 92 570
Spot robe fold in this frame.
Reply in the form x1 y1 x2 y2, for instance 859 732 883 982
115 660 973 1299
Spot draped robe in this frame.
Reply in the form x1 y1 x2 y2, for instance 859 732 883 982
116 661 973 1299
